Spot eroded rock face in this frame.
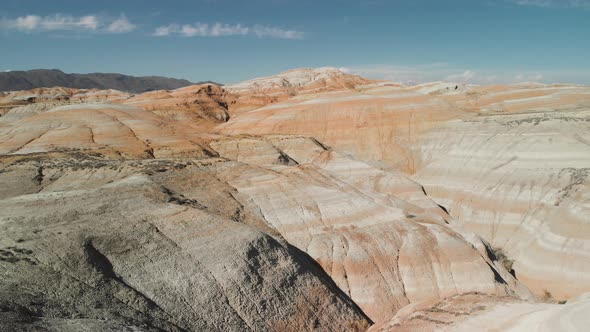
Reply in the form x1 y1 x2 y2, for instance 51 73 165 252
0 102 531 329
0 104 216 158
218 83 458 173
0 84 232 124
218 78 590 301
370 292 590 332
0 155 371 332
0 87 132 105
209 135 532 323
412 108 590 300
2 69 588 331
0 87 133 122
124 84 233 123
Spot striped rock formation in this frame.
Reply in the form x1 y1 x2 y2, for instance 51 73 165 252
0 104 216 159
0 102 531 328
370 292 590 332
218 70 590 301
2 68 588 330
123 84 233 123
209 135 532 322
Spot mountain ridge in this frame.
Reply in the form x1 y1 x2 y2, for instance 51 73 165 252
0 69 221 93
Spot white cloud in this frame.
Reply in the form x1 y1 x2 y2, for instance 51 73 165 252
0 14 136 33
12 15 41 30
105 15 136 34
4 14 99 31
153 24 178 37
179 23 249 37
343 63 586 85
507 0 590 8
153 22 303 39
252 25 304 39
446 70 476 83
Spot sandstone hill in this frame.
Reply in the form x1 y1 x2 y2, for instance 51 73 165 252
218 71 590 302
1 68 588 331
225 67 376 113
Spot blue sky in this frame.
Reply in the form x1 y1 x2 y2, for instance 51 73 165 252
1 0 589 84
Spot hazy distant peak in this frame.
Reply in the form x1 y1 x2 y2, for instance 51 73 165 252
0 69 218 93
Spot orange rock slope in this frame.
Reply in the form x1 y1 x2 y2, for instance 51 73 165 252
124 84 233 122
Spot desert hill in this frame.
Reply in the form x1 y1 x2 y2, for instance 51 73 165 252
1 67 588 331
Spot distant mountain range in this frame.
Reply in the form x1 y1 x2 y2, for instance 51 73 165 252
0 69 220 93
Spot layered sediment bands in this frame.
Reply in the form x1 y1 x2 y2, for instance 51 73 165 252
3 69 590 330
219 77 590 301
0 87 132 105
412 109 590 299
219 84 460 173
0 156 371 332
0 104 216 158
210 135 531 323
0 105 531 329
0 84 233 124
220 81 590 173
124 84 233 122
370 292 590 331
